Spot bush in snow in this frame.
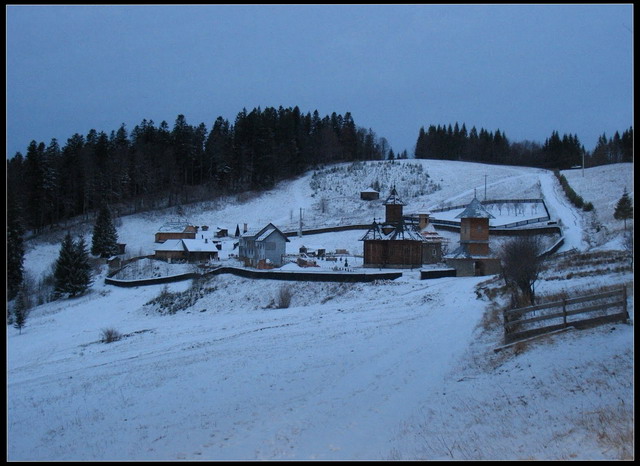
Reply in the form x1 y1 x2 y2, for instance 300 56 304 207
145 280 208 315
101 327 122 343
276 285 293 309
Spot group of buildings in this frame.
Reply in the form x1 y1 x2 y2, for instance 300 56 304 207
152 219 290 268
359 187 500 276
150 186 503 277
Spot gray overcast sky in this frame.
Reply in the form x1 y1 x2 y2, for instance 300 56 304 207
6 4 633 158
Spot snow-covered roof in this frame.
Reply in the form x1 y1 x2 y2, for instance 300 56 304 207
241 223 290 243
155 239 219 253
241 225 265 238
360 220 424 241
421 230 445 243
384 187 405 206
455 197 495 219
255 228 276 242
361 188 379 193
181 239 219 253
154 239 185 252
157 221 194 233
444 243 495 259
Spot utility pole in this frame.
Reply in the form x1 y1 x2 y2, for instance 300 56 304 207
298 208 303 238
484 174 488 200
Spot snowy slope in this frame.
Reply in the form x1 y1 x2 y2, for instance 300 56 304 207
562 163 634 249
8 160 634 460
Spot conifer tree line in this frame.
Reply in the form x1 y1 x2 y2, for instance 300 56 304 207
414 123 633 170
7 106 389 234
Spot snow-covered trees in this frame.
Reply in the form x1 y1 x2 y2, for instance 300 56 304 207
614 188 633 230
54 233 92 298
91 205 119 257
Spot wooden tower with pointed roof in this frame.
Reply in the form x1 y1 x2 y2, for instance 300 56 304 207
384 186 405 223
455 196 494 256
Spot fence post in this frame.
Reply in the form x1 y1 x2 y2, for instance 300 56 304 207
622 286 628 320
503 309 509 341
562 298 567 327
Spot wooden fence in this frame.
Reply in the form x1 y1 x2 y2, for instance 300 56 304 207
503 287 629 343
105 265 402 287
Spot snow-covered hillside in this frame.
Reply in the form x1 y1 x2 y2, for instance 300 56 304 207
18 159 586 279
562 163 633 249
8 160 634 460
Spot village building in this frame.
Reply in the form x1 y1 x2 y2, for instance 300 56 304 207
361 187 425 268
154 238 220 263
238 223 290 268
444 196 501 276
154 221 197 243
360 188 380 201
416 213 446 264
215 227 229 238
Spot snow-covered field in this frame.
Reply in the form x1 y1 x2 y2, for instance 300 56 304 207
8 160 634 460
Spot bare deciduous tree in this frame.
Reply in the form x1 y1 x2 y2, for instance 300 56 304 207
499 235 544 306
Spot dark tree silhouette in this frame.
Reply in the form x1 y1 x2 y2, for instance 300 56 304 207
614 188 633 230
91 205 120 258
54 233 92 297
499 236 544 306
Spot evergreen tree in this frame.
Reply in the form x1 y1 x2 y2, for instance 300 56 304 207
70 237 92 296
91 205 119 257
13 288 28 334
621 127 633 163
7 198 26 301
614 188 633 230
54 233 92 297
414 127 428 159
54 232 76 297
24 140 47 232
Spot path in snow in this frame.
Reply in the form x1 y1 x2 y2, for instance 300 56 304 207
8 275 488 461
537 171 588 252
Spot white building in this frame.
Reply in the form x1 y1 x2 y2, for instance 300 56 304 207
238 223 290 268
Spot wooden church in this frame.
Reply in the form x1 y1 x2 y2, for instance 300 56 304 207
360 187 426 268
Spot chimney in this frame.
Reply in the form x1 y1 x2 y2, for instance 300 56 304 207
205 238 208 243
419 213 429 230
243 223 248 233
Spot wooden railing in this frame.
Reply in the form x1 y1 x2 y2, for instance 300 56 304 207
503 287 629 343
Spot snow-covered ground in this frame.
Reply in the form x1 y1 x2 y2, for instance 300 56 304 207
8 160 634 460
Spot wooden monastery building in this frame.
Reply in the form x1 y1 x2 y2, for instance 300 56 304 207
155 221 197 243
444 196 501 276
361 187 444 268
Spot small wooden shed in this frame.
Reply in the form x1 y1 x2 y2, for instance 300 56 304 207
360 188 380 201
